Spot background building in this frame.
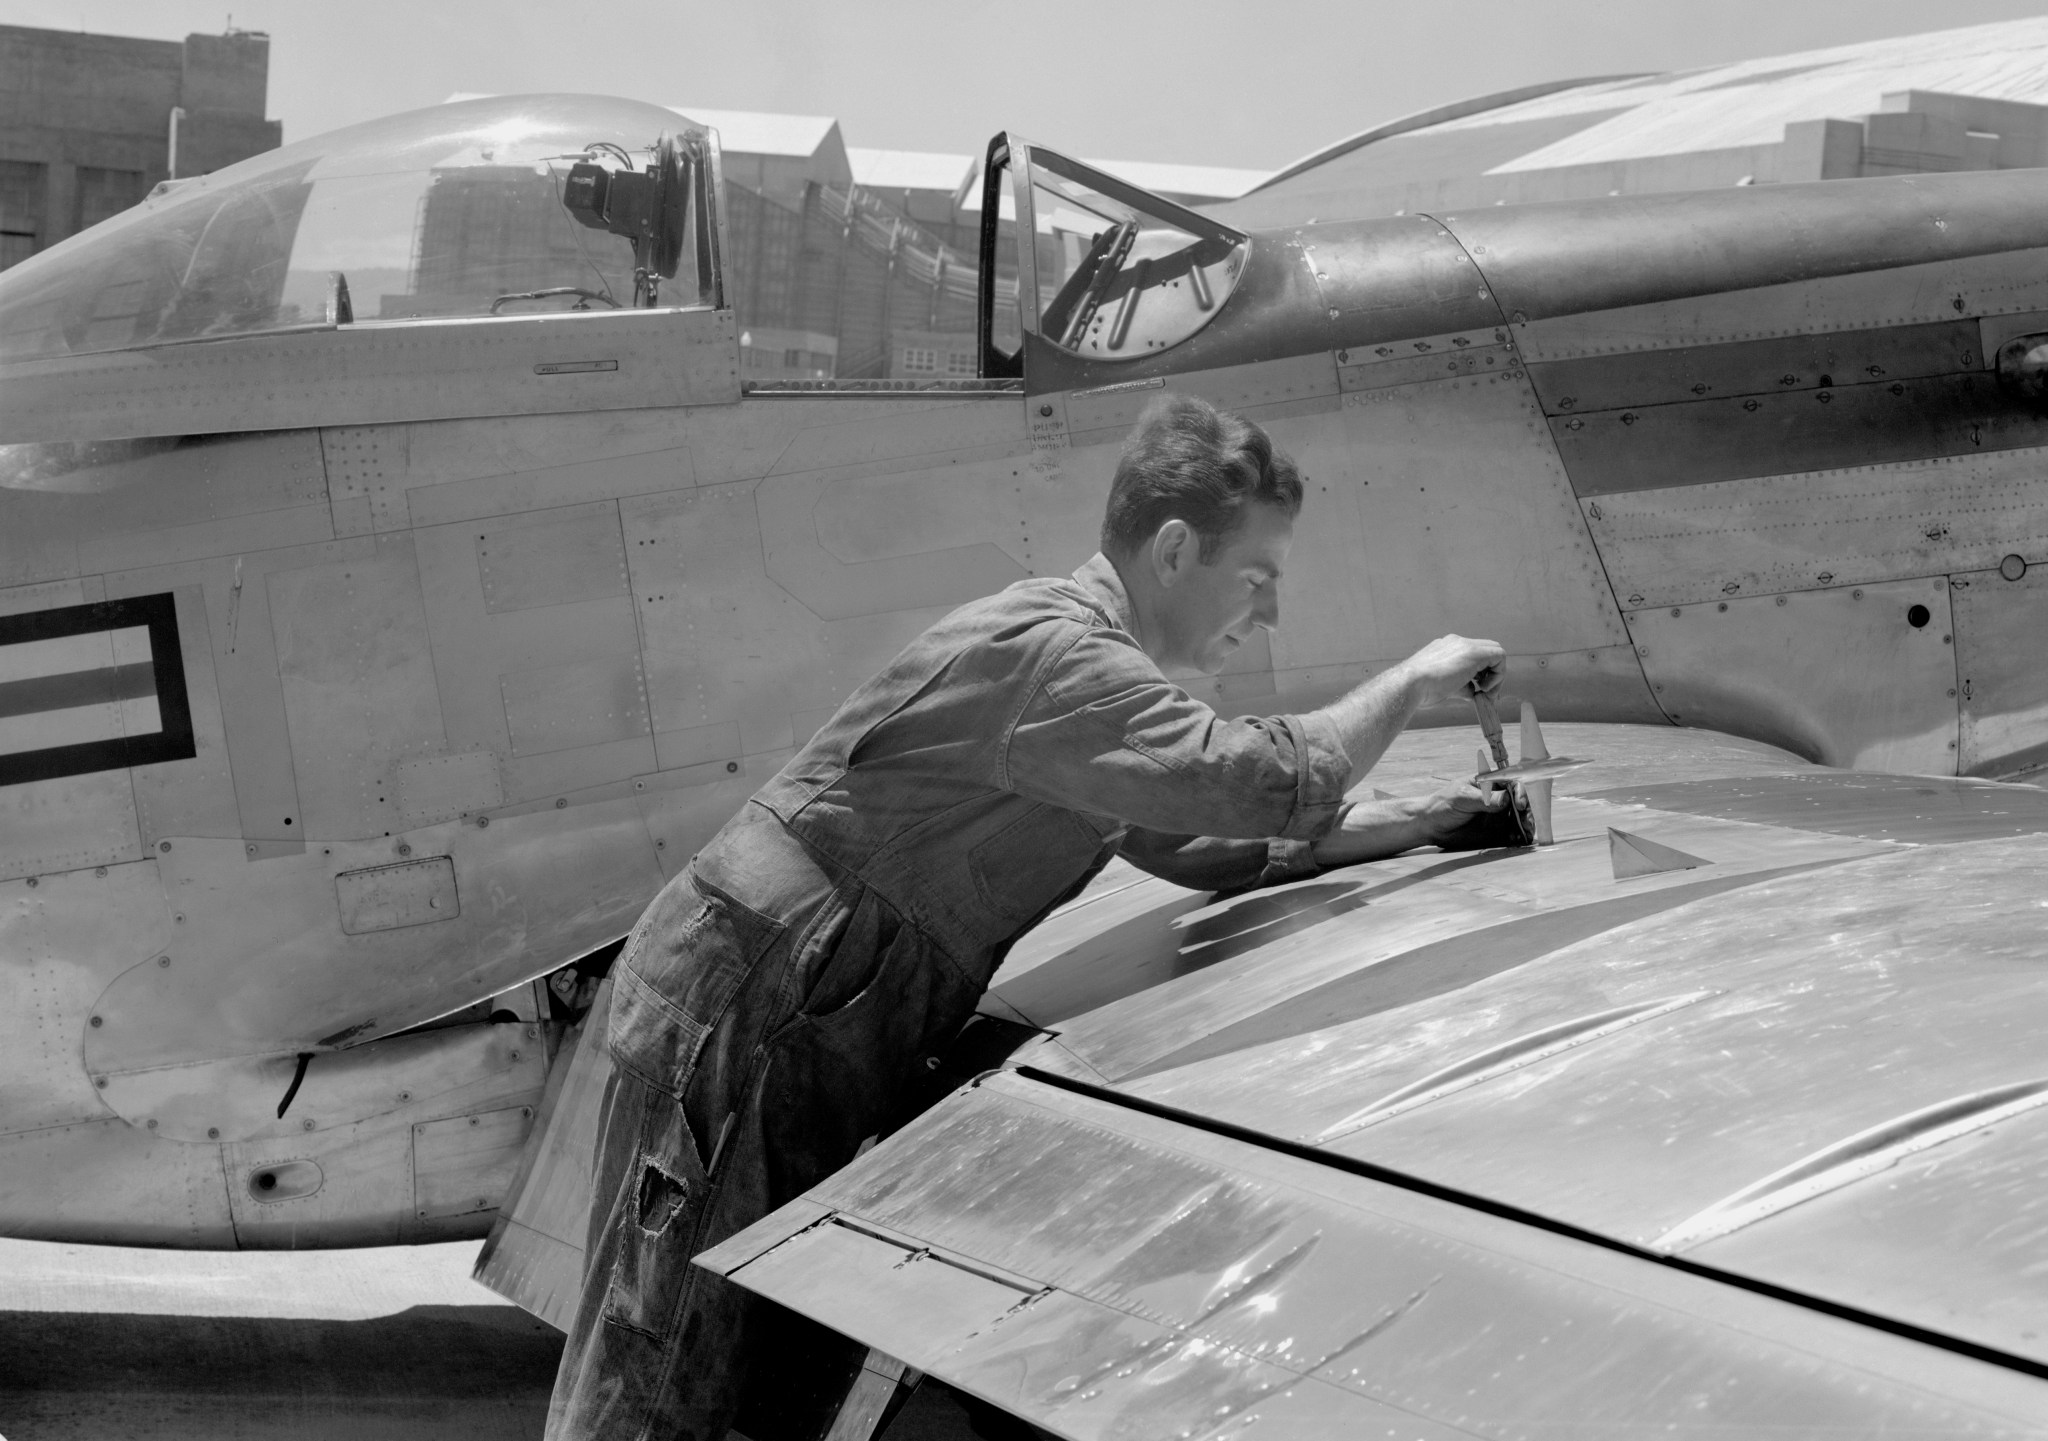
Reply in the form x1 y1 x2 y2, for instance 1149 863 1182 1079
397 164 621 320
675 105 852 207
695 122 1268 383
1224 20 2048 228
0 24 282 271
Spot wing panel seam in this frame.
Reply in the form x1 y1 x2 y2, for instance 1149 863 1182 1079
1004 1063 2048 1383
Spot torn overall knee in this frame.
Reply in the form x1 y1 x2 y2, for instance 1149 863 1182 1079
601 1090 713 1343
636 1158 690 1236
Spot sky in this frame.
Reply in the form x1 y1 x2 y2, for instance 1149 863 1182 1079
10 0 2048 170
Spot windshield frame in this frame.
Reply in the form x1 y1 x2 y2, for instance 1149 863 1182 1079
981 134 1250 373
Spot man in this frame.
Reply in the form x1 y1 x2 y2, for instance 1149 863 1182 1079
549 393 1513 1439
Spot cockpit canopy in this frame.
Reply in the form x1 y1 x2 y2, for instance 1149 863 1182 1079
0 96 1251 382
0 94 707 364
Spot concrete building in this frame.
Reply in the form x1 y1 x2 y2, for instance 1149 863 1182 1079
396 164 610 319
1225 18 2048 228
0 24 282 270
721 176 993 382
847 146 979 248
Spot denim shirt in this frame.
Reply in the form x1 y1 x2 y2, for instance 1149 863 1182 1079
749 553 1352 972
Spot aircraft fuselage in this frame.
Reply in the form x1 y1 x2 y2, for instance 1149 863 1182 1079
5 107 2048 1249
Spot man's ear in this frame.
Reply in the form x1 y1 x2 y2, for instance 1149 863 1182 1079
1150 518 1196 588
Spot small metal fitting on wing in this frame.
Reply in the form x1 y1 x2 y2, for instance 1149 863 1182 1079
1470 700 1591 844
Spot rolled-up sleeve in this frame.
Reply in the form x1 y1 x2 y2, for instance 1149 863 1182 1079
999 625 1352 842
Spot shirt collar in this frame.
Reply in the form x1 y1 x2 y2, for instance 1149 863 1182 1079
1072 552 1138 635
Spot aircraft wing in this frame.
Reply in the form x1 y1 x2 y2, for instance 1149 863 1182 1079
694 721 2048 1434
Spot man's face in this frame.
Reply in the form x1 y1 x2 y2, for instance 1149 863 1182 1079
1154 502 1292 675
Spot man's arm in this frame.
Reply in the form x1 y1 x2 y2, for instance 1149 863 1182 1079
1309 634 1507 780
1121 783 1518 892
1309 784 1518 867
1115 830 1297 892
1002 629 1506 845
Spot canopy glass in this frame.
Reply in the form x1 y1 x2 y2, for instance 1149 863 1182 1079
0 95 704 364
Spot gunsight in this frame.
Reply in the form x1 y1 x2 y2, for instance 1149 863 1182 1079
561 132 690 306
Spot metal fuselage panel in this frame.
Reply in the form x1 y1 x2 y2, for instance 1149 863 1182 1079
1445 174 2048 773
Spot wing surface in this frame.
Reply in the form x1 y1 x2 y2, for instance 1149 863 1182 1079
698 722 2048 1431
701 1070 2046 1436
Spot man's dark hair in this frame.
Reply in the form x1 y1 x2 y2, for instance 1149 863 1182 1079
1100 393 1303 561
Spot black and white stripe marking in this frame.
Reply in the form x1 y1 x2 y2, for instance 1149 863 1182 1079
0 593 194 787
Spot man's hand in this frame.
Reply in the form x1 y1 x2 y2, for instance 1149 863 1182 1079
1310 784 1522 866
1399 634 1507 709
1420 782 1528 852
1414 782 1509 844
1311 634 1508 778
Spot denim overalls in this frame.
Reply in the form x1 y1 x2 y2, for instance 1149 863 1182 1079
548 554 1349 1440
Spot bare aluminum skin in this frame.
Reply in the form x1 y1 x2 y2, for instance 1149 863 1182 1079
3 88 2048 1433
703 725 2048 1433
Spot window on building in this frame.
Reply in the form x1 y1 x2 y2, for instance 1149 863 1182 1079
0 161 46 272
902 346 937 372
783 347 803 368
945 350 976 376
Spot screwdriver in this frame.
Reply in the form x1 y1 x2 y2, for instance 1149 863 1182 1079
1472 687 1533 844
1472 688 1510 774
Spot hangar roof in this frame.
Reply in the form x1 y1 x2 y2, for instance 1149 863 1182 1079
1085 157 1269 202
1445 18 2048 171
665 105 840 159
445 94 848 163
1227 17 2048 228
848 147 1268 207
846 146 976 192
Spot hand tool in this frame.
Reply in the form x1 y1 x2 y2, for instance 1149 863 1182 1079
1470 689 1591 788
1471 689 1511 773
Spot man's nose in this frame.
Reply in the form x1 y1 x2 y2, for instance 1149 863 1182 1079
1252 585 1280 631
